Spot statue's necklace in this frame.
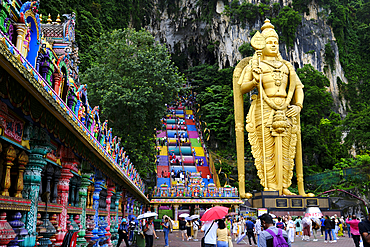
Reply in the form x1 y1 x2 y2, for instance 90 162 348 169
262 60 284 87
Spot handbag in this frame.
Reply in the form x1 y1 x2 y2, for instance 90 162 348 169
201 222 214 247
228 236 233 247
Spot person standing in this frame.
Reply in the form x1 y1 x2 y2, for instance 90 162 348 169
311 219 320 241
346 216 352 238
259 214 291 247
129 216 137 242
255 218 262 247
286 216 295 243
216 219 230 247
118 218 130 247
201 220 218 247
143 217 156 247
320 216 325 237
294 216 302 238
232 219 239 241
359 213 370 247
186 219 192 241
302 217 311 241
347 215 361 247
331 216 337 242
179 217 187 241
192 219 200 241
161 217 170 247
246 217 257 246
324 215 333 243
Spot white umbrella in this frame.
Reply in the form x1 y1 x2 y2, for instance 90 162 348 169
137 212 158 220
190 215 200 220
179 213 190 218
269 213 276 218
163 215 174 229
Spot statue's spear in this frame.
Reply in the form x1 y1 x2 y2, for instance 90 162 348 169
251 31 267 190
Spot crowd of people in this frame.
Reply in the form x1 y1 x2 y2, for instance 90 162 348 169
116 212 370 247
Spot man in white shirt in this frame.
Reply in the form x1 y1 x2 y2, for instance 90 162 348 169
201 220 218 247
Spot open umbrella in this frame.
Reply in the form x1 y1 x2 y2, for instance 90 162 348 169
179 213 190 218
185 217 192 221
190 215 200 220
163 215 174 229
137 212 158 220
236 232 247 244
200 206 229 221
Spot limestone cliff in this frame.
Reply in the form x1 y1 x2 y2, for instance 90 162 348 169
145 0 346 115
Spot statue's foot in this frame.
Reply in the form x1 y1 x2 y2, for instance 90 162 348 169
283 189 296 195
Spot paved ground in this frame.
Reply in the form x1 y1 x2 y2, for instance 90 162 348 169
151 230 361 247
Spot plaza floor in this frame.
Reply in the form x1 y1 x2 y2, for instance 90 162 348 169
151 230 361 247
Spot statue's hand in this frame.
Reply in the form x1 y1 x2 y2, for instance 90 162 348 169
252 67 262 82
286 105 301 117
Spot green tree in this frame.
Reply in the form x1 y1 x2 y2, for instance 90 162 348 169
272 6 302 48
343 107 370 153
238 42 254 57
297 64 347 173
82 28 184 178
185 64 252 158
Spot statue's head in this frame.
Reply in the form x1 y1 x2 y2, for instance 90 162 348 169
261 19 279 57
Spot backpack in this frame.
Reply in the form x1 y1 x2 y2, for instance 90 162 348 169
296 221 300 228
266 228 289 247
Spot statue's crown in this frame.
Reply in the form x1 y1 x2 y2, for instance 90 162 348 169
261 19 279 40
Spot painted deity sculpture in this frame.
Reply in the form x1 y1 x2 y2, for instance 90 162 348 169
234 19 313 197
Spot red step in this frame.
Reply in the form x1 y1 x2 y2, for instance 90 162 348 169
157 165 170 178
197 166 211 178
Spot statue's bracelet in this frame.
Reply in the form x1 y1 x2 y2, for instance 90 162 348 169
295 103 303 109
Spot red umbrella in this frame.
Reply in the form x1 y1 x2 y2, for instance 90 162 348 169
201 206 229 221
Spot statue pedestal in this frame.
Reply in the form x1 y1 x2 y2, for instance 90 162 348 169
251 191 336 216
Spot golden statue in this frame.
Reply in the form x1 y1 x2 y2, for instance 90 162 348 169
233 19 313 197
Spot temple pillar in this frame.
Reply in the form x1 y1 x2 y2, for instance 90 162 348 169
105 182 114 247
51 168 61 203
112 189 121 246
55 147 76 245
92 178 104 243
14 24 27 56
52 72 62 96
21 125 54 247
77 172 92 247
233 205 239 215
173 205 179 221
15 151 28 198
1 145 17 196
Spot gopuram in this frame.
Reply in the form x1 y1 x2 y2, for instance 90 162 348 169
0 1 148 246
233 20 331 213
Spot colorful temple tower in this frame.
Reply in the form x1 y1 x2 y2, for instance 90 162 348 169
0 1 148 246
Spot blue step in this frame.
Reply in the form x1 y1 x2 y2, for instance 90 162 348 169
202 178 214 186
183 166 197 173
157 178 171 186
187 125 197 131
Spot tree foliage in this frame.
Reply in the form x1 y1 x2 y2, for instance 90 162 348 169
185 64 252 158
82 29 184 178
272 6 302 48
297 64 347 173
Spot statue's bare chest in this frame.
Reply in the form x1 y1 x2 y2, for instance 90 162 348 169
260 60 290 96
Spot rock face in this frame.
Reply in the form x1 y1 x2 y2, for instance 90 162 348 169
145 0 346 114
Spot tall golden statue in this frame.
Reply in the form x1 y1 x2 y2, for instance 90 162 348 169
233 19 313 197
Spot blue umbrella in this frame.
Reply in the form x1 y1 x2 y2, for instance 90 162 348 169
185 217 192 221
237 233 247 244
